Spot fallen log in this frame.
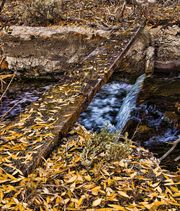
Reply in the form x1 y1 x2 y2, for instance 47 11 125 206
114 28 151 78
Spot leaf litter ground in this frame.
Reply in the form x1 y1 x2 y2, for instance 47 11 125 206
0 124 179 210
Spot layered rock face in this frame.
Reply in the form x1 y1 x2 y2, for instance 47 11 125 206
0 25 109 77
115 25 180 77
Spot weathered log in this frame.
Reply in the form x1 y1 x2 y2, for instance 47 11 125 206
0 25 144 176
115 29 151 78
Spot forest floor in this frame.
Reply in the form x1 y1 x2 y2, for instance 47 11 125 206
1 124 180 210
0 0 180 210
1 0 180 28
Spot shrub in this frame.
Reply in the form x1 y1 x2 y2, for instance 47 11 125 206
81 128 132 167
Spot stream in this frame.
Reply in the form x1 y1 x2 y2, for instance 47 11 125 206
79 74 180 170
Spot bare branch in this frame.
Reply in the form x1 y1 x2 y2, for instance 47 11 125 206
0 73 15 102
159 139 180 161
174 155 180 162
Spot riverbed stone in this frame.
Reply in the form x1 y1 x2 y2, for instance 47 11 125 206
137 76 180 125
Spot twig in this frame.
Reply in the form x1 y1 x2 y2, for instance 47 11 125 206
174 155 180 162
159 139 180 161
121 1 126 18
0 73 15 102
0 138 8 147
131 120 141 140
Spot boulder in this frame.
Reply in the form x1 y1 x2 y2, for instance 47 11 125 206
150 25 180 61
114 29 151 78
114 25 180 78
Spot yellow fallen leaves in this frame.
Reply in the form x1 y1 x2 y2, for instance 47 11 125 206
1 124 179 210
0 26 130 179
108 204 126 210
92 198 102 207
117 191 129 198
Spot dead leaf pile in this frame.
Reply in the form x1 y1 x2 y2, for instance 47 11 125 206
0 125 179 210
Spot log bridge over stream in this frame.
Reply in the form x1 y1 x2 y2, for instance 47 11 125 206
0 23 149 176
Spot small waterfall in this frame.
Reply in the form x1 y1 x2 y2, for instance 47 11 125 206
116 74 146 132
79 81 132 132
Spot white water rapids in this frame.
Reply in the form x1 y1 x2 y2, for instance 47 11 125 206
80 74 145 133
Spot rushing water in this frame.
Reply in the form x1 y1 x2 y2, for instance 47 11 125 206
79 75 179 146
80 74 146 133
79 81 132 132
116 74 145 131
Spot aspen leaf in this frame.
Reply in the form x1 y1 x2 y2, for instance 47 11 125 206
118 191 129 198
77 196 85 207
66 175 77 184
173 192 180 197
108 204 126 210
92 198 102 207
84 175 91 181
91 186 101 196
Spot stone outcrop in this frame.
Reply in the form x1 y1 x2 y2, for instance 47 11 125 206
114 25 180 78
115 29 151 78
0 25 110 77
150 25 180 62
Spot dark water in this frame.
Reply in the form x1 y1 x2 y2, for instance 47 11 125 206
0 82 52 121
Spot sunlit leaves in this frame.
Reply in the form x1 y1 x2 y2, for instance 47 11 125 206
0 124 179 210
